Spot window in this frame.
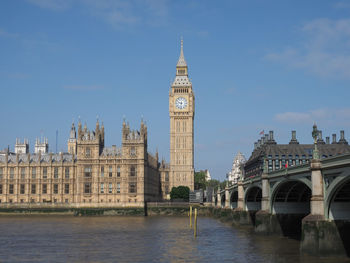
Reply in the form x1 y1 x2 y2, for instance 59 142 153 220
302 155 306 164
65 199 68 203
32 167 36 179
54 167 58 179
20 184 25 194
84 166 92 177
86 147 91 157
165 172 169 181
21 168 25 179
9 184 14 194
281 155 286 168
100 166 104 177
53 184 58 194
288 155 293 167
117 166 121 177
130 166 136 177
42 184 47 194
64 184 69 194
43 167 47 179
65 167 69 179
0 184 2 194
130 147 136 156
109 165 113 177
117 183 120 193
0 168 3 179
275 155 280 170
109 183 112 194
10 168 14 179
295 155 299 165
84 183 91 194
129 182 137 193
31 184 36 194
100 183 104 193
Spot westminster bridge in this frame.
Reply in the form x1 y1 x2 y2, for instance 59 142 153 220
214 152 350 257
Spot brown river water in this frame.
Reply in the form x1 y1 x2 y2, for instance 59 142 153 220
0 215 348 263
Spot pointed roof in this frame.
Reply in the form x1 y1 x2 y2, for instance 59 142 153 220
176 38 187 67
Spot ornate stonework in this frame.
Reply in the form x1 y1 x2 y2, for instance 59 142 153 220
227 152 246 184
169 40 195 191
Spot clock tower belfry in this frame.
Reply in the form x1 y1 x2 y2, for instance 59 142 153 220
169 39 195 191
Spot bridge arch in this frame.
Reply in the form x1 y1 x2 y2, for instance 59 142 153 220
230 190 238 209
326 171 350 220
244 185 262 211
270 179 311 215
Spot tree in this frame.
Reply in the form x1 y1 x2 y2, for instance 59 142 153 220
170 186 190 201
207 179 220 189
194 171 206 190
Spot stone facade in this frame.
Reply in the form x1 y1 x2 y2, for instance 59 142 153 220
0 119 161 207
168 39 195 191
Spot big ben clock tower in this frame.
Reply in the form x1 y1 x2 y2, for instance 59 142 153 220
169 39 195 191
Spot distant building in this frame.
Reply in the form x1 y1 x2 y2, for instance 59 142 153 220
198 169 211 181
244 129 350 179
227 152 246 184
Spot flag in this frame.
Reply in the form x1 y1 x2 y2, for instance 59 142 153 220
259 130 264 135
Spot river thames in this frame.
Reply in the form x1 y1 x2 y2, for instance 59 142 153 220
0 216 347 263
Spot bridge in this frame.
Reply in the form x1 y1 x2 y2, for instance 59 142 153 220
214 152 350 257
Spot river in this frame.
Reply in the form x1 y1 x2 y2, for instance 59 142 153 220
0 216 347 263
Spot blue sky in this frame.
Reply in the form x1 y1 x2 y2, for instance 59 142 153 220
1 0 350 181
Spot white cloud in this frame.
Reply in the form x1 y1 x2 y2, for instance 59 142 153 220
334 1 350 9
26 0 169 28
274 108 350 124
266 18 350 79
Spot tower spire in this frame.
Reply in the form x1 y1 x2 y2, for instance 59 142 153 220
176 37 187 68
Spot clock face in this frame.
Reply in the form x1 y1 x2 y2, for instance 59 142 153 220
175 97 188 109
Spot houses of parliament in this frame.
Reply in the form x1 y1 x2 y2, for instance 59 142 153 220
0 41 195 207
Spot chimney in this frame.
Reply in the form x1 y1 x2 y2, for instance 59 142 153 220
254 142 257 150
261 137 265 144
269 131 274 141
332 134 337 144
265 134 269 142
289 130 299 144
338 130 348 145
258 139 261 148
317 130 325 144
326 136 330 144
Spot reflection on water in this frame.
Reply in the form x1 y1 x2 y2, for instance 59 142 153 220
0 216 347 263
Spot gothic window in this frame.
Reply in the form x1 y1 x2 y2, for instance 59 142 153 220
64 184 69 194
275 155 280 170
9 168 14 179
54 167 59 179
86 147 91 157
100 183 104 193
42 184 47 194
0 168 2 179
130 166 136 177
53 184 58 194
281 155 286 168
9 184 14 194
21 168 25 179
165 172 169 182
100 166 104 177
84 166 92 177
0 184 3 194
109 165 113 177
32 167 36 179
295 155 300 165
183 121 186 132
109 183 113 194
117 183 121 193
65 167 69 179
129 182 137 193
117 166 121 177
43 167 47 179
84 183 91 194
302 155 306 164
288 155 293 166
176 121 180 132
130 147 136 156
31 184 36 194
20 184 25 194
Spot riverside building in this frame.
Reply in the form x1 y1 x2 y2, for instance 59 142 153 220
0 119 161 207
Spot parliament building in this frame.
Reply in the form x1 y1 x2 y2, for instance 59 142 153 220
0 41 195 207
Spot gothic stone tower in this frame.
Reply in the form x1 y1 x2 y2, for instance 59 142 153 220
169 40 195 191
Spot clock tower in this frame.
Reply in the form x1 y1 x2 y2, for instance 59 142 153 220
169 39 195 191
